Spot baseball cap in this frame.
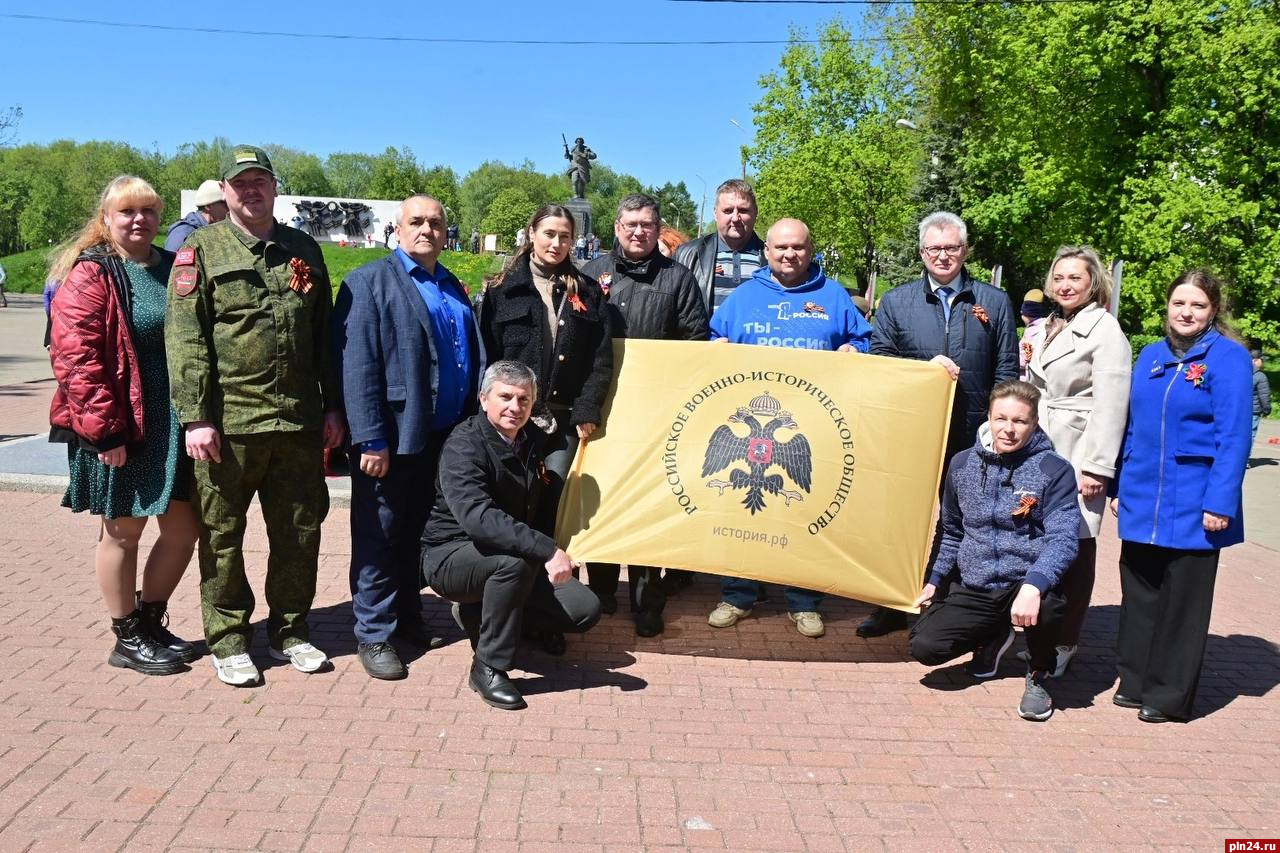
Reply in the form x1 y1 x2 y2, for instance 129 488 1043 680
223 145 275 181
193 180 223 207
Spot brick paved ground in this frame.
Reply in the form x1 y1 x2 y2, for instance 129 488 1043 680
0 486 1276 852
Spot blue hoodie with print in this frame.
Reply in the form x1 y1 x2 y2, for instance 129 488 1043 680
709 264 872 352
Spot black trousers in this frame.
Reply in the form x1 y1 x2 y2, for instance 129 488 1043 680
1116 541 1219 720
909 581 1067 672
588 564 666 615
424 541 600 671
1057 537 1097 647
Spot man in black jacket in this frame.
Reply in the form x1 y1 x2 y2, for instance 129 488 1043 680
420 361 600 710
582 193 709 636
857 210 1019 638
673 179 766 313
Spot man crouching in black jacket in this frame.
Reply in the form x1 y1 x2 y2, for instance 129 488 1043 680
420 360 601 710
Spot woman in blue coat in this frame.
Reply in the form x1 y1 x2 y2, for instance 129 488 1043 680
1110 269 1252 723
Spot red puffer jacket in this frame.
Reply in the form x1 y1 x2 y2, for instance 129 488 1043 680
49 258 145 452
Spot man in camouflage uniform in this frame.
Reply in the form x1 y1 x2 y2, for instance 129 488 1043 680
167 145 345 687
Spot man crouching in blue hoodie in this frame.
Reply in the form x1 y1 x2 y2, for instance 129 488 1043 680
705 218 872 639
909 380 1081 721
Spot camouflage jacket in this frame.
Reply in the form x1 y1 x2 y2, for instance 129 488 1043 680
165 219 339 435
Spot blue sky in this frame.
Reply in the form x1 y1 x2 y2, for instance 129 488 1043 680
1 3 864 208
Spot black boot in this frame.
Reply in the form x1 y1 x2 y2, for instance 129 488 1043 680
109 611 185 675
855 606 908 638
468 657 526 710
138 598 200 662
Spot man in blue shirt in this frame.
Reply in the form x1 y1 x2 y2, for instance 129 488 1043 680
334 194 482 679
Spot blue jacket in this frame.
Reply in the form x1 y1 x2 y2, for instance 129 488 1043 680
929 426 1081 594
164 210 207 252
870 270 1019 453
1115 330 1252 549
709 263 872 351
333 254 484 456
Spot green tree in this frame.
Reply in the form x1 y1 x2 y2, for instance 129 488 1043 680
459 160 567 238
324 152 376 198
649 181 698 235
747 20 918 288
155 139 233 217
264 145 332 196
480 188 536 251
368 146 426 200
585 164 644 249
893 0 1280 342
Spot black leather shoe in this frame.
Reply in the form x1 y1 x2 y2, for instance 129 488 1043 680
661 570 694 595
108 611 185 676
635 610 664 638
1138 705 1183 724
856 607 908 638
393 618 445 650
1112 692 1143 709
522 625 566 656
596 594 618 616
469 658 526 710
358 642 407 680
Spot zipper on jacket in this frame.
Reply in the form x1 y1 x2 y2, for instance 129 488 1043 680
1150 363 1183 544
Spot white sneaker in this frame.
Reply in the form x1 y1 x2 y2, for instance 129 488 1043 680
1016 644 1078 678
270 642 328 673
211 653 260 686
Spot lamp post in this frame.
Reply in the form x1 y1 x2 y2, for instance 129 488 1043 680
694 173 707 237
729 118 748 180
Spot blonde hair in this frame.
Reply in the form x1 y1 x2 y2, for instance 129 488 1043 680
1044 245 1111 309
49 175 164 281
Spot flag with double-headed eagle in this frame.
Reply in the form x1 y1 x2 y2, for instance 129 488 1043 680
556 340 955 611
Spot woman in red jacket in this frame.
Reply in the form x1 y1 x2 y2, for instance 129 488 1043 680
49 175 200 676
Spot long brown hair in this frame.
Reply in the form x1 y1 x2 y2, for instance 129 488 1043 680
497 204 578 294
49 175 163 281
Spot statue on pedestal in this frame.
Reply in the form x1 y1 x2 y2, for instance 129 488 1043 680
563 135 596 199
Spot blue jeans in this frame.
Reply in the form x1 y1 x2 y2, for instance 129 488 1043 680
721 576 823 613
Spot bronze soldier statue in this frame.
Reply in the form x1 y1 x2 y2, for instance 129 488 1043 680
563 136 596 199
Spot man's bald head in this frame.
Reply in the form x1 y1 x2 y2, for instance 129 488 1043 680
764 218 814 287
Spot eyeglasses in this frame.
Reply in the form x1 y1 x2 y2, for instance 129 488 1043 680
618 221 658 233
922 244 965 258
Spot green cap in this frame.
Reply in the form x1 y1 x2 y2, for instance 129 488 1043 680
223 145 275 180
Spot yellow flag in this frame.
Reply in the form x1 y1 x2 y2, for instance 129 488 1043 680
557 340 955 611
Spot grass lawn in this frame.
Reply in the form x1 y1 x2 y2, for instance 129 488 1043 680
1 243 502 298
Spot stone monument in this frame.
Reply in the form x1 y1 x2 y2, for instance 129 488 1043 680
562 135 596 240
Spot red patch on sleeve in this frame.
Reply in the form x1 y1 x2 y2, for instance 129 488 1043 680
174 248 196 266
173 266 199 297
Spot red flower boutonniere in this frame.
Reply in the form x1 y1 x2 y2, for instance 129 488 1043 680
567 293 587 313
1011 494 1038 518
971 304 990 324
597 273 612 295
288 257 314 294
1021 340 1034 363
1186 362 1207 387
536 460 551 485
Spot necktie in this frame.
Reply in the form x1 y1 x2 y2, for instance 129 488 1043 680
937 286 954 322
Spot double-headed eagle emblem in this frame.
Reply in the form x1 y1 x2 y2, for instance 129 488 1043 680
701 391 813 515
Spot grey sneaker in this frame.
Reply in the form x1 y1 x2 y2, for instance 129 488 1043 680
788 611 826 638
708 602 751 628
1016 643 1078 678
269 642 328 673
966 627 1015 679
211 653 260 687
1018 671 1054 721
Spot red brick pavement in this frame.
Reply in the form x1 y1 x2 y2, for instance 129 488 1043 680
0 487 1276 852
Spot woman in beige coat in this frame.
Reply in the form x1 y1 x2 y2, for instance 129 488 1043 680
1025 246 1131 677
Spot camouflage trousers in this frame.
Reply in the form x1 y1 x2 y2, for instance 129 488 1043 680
193 431 328 657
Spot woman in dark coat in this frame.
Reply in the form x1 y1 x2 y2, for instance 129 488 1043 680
478 204 612 648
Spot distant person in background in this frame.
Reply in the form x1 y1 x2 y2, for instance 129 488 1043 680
471 229 480 254
657 225 688 259
447 223 460 252
43 276 60 348
0 259 8 307
851 293 872 320
515 227 528 251
383 221 395 248
1018 288 1048 380
574 234 587 260
1251 347 1271 442
163 180 228 252
48 175 200 677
